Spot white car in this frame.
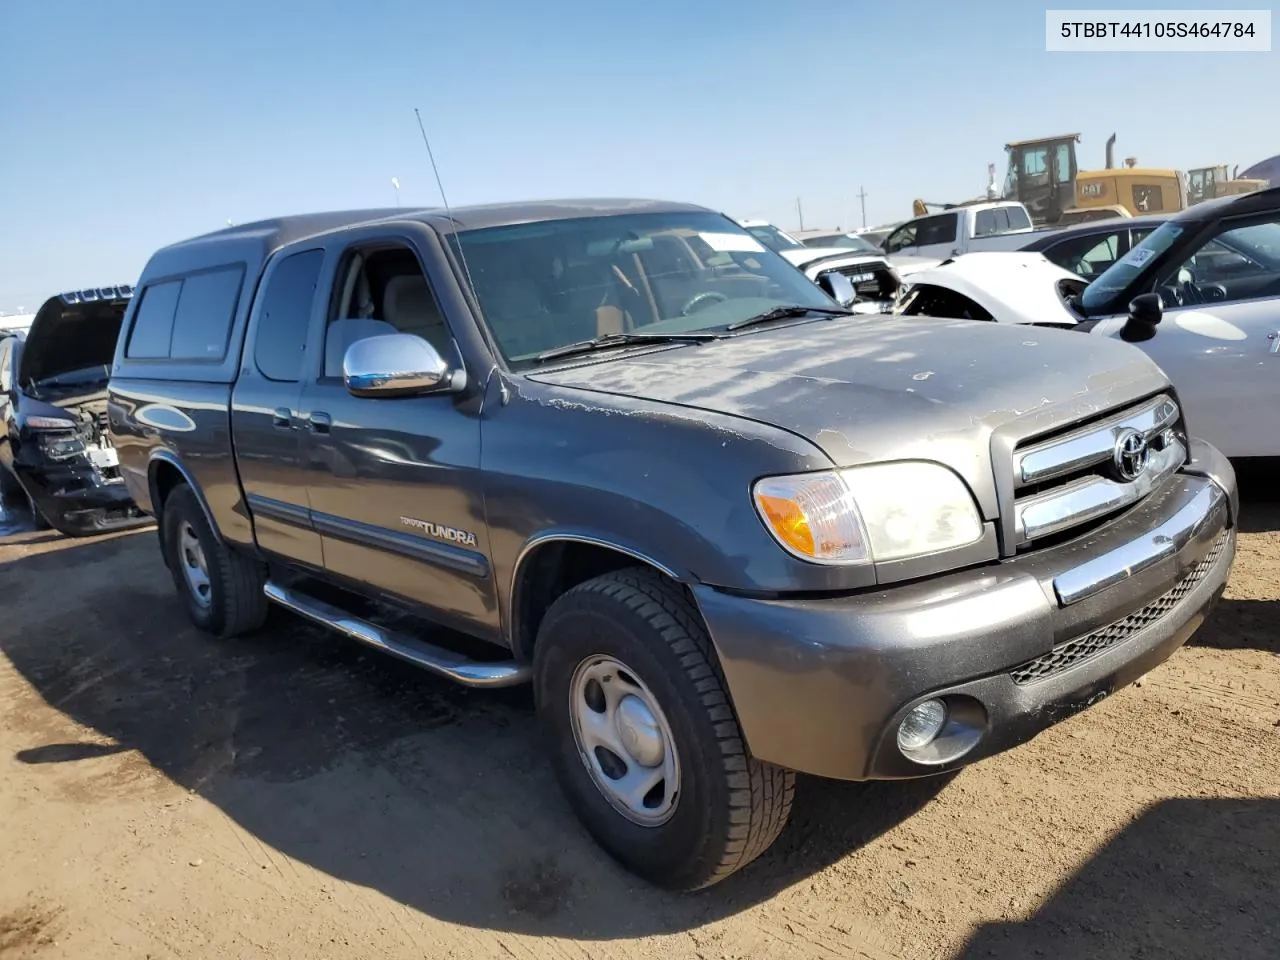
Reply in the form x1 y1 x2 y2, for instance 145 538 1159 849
894 186 1280 460
0 313 35 337
894 252 1085 326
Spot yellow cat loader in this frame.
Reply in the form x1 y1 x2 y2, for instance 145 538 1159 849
1188 165 1268 204
1002 133 1081 224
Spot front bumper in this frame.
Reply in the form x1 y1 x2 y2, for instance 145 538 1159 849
16 461 151 536
694 442 1237 782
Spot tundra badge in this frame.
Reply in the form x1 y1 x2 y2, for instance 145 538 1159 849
400 516 478 547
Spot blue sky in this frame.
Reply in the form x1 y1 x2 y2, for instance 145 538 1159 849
1 0 1276 312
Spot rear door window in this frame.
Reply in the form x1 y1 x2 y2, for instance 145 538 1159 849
126 280 183 358
254 249 324 382
169 267 244 360
1005 206 1032 230
1045 231 1124 279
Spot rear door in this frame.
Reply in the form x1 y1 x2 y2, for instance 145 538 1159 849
295 226 497 637
230 247 327 566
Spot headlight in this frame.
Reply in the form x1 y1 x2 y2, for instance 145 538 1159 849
26 416 77 430
39 434 86 461
753 461 983 565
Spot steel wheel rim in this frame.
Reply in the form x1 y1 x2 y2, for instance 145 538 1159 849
568 655 681 826
178 522 212 609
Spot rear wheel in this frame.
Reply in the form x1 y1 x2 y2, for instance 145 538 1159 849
161 484 268 638
533 567 795 890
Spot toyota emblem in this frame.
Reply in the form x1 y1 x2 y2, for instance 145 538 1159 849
1113 428 1149 482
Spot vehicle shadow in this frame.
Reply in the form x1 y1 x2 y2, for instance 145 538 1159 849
0 532 949 939
953 797 1279 960
1234 459 1280 531
1184 483 1280 654
1188 597 1278 653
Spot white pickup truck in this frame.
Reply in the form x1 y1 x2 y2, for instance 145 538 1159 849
881 201 1041 260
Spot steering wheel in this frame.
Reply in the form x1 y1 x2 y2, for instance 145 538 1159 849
1173 266 1204 305
1179 279 1205 305
680 291 729 316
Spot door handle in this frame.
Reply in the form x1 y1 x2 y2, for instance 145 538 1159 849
307 412 332 434
1268 331 1280 355
271 407 293 428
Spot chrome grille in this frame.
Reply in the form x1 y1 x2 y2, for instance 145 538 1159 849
1009 394 1184 551
1010 531 1228 685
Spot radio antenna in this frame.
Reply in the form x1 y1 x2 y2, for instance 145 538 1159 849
413 106 479 302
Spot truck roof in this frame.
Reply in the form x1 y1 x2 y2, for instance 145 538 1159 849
143 198 711 283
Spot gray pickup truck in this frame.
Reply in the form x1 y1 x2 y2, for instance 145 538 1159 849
108 199 1238 890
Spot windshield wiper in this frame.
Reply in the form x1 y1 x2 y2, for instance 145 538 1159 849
726 304 853 331
532 331 723 363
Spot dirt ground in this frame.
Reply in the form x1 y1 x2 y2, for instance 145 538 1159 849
0 481 1276 960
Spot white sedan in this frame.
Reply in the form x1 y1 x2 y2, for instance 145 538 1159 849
893 231 1280 459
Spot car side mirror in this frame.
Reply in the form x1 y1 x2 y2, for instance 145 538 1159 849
343 333 460 398
818 271 857 306
1121 292 1162 343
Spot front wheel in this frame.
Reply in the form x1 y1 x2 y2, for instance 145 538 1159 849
534 568 795 890
24 487 51 531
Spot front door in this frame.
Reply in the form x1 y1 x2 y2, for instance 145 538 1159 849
297 233 497 637
1095 211 1280 457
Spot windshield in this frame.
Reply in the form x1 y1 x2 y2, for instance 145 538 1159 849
1079 220 1185 313
744 223 805 252
449 211 838 365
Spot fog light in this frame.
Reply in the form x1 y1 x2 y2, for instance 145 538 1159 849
897 699 948 752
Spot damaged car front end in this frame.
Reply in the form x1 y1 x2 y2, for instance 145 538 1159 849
0 286 150 535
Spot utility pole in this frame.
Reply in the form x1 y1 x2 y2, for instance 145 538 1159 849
857 185 868 228
796 197 805 231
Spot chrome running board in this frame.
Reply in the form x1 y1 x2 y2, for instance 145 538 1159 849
263 581 531 688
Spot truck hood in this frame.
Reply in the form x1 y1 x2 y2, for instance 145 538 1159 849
526 315 1171 519
18 288 132 388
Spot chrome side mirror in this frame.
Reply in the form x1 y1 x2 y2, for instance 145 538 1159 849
342 333 457 398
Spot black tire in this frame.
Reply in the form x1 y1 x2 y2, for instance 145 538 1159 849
533 567 795 891
161 483 268 638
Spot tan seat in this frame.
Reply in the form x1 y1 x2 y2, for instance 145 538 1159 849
382 274 451 354
324 318 398 379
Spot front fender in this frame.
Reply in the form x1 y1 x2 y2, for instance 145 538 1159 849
480 376 885 645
